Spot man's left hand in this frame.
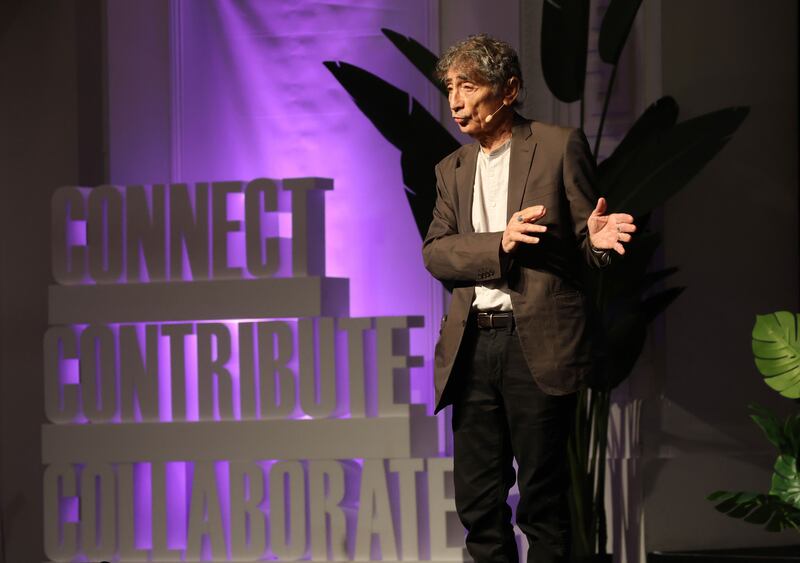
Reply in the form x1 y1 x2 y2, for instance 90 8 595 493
588 197 637 255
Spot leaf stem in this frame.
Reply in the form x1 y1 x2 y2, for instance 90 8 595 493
580 96 585 132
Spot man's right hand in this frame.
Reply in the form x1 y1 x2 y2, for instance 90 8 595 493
502 205 548 254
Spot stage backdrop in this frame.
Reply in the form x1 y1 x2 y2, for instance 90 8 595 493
39 1 495 562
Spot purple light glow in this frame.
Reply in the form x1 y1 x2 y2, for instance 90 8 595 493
227 192 247 274
185 333 200 422
133 462 151 549
67 220 87 247
59 493 79 526
215 461 233 560
174 1 438 411
166 461 188 550
277 212 292 240
47 2 450 559
158 328 174 422
223 321 242 421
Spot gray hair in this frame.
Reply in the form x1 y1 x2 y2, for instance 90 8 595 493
435 34 523 102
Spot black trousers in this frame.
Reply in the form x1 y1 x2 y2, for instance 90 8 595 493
451 318 576 563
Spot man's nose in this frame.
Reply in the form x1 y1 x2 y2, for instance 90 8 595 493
449 92 463 112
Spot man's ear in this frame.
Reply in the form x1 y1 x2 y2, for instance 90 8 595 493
504 76 520 106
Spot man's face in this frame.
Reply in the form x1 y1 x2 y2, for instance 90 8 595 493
445 66 505 138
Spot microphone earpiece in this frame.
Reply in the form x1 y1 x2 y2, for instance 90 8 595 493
484 102 506 124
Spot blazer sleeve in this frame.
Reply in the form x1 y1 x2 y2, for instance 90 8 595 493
563 128 610 269
422 162 507 283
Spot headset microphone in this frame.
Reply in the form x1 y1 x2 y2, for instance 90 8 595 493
484 102 506 124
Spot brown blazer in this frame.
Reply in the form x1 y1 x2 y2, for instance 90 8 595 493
423 117 606 413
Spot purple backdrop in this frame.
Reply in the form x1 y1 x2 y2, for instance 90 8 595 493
172 0 441 410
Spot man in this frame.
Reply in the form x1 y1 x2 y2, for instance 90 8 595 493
422 35 636 563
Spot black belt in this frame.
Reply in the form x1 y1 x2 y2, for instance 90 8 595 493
474 311 514 329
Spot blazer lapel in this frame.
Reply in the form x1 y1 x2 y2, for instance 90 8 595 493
507 119 537 222
455 144 478 233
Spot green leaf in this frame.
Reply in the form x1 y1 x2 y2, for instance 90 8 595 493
752 312 800 398
749 404 790 453
598 0 643 65
709 490 800 532
608 106 749 217
770 455 800 509
785 415 800 459
707 490 737 502
744 502 777 525
541 0 589 103
381 28 446 95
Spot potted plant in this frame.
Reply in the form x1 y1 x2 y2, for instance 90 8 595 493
708 311 800 533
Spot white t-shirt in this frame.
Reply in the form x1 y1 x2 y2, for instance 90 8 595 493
471 140 513 312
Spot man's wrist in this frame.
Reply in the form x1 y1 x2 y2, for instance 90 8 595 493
589 241 612 266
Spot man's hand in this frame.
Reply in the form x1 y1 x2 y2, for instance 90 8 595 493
502 205 548 254
587 197 636 255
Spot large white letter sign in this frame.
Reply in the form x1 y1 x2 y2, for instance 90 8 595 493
43 178 452 563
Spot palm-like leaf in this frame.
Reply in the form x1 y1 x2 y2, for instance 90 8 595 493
541 0 589 103
590 231 661 303
381 28 445 95
608 106 750 217
752 312 800 398
771 455 800 510
587 234 682 391
324 61 460 238
708 490 800 532
594 286 684 391
598 0 644 65
598 96 679 200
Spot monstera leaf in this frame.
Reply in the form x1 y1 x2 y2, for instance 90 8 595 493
708 490 800 532
752 312 800 398
771 455 800 510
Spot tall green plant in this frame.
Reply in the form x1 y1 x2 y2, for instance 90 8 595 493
708 312 800 532
541 1 746 558
324 1 748 559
